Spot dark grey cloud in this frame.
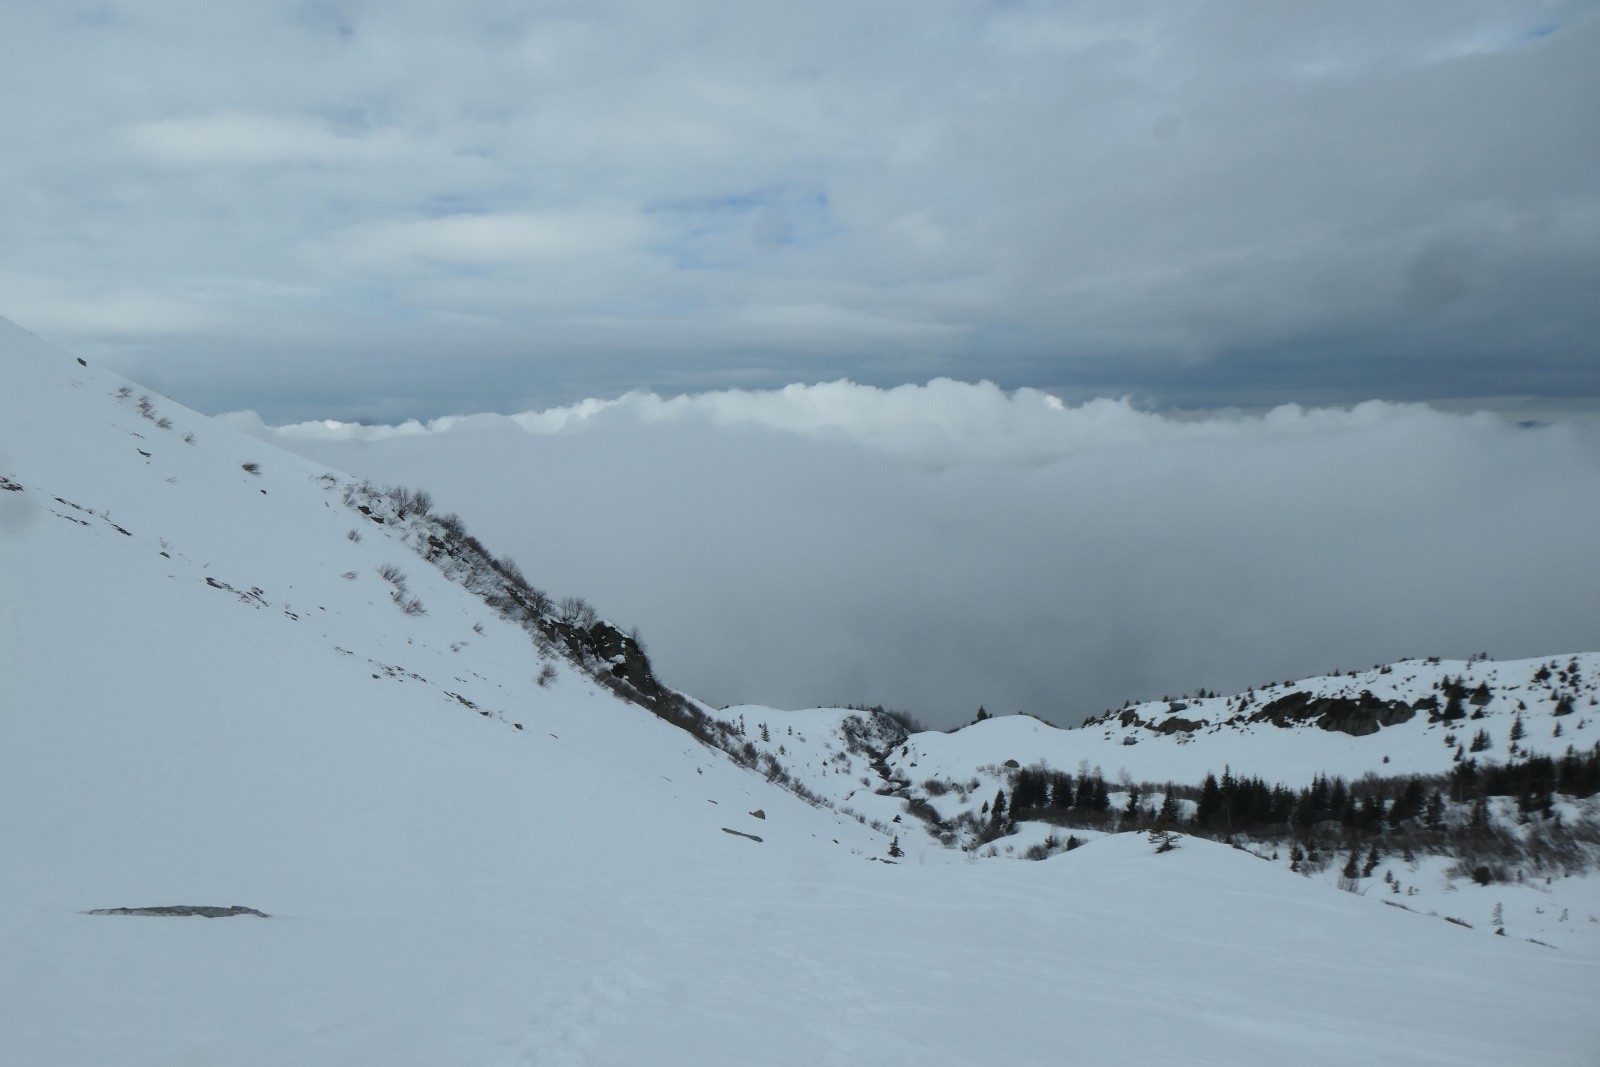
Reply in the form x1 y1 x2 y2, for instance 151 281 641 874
230 385 1600 729
2 2 1596 418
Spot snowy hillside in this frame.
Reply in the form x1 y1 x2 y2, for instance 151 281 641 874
712 657 1600 953
2 315 1598 1064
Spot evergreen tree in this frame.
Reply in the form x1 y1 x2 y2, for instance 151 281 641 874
1424 790 1445 829
1156 788 1180 828
1390 779 1426 826
1196 772 1221 830
1329 778 1349 826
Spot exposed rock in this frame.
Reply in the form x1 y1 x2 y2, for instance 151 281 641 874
85 905 268 918
720 828 763 843
1148 716 1208 735
559 620 664 700
1250 690 1417 736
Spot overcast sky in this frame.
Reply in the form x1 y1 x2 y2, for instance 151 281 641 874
3 1 1597 421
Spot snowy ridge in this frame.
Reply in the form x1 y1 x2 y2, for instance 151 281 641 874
710 660 1600 954
715 655 1599 839
904 651 1600 783
3 315 1598 1064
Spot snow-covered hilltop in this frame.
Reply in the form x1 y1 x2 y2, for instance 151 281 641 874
708 657 1600 952
2 315 1597 1064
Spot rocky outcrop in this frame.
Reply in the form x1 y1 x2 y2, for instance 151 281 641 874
1250 691 1417 736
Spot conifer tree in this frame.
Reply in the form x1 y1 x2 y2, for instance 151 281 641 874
1342 848 1361 882
1362 844 1381 878
1196 773 1221 830
1156 788 1180 828
1425 790 1445 829
990 788 1008 828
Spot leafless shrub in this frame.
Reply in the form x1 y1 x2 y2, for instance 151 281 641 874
385 485 433 519
347 529 362 542
241 461 261 475
393 591 426 616
557 596 598 629
536 663 557 687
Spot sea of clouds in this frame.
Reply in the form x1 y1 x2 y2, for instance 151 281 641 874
226 381 1600 729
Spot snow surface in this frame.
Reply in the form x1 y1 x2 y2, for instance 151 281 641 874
3 316 1598 1064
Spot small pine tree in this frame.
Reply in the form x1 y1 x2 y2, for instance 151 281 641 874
1155 788 1180 828
1425 791 1445 829
1509 715 1526 742
888 836 903 859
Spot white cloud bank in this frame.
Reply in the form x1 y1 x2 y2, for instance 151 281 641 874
228 381 1600 728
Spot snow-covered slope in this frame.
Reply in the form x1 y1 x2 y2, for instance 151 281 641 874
914 654 1599 784
3 316 1598 1064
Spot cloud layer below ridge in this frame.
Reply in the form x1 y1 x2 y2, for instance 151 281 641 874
229 380 1600 728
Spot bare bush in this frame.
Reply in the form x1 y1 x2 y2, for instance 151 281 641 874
557 596 598 629
393 591 426 616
